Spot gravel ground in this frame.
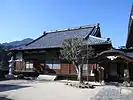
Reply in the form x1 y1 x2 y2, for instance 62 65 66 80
0 80 133 100
92 86 133 100
0 80 101 100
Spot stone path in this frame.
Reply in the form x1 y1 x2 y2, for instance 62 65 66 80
92 86 133 100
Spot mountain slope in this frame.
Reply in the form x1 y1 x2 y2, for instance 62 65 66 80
2 38 33 47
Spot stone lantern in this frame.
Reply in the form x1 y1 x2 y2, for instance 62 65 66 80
6 56 14 79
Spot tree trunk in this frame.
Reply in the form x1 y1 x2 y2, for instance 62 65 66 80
78 57 84 83
72 61 79 74
72 60 83 83
78 64 83 83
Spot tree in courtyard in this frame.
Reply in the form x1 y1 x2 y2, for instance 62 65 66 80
60 37 95 83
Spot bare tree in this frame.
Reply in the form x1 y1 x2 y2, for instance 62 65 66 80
61 37 95 83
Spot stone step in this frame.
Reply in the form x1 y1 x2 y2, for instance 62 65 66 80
37 75 57 81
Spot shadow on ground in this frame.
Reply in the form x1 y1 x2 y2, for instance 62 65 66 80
0 95 14 100
0 84 30 92
0 97 13 100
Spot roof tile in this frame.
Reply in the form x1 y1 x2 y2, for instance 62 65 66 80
11 24 111 50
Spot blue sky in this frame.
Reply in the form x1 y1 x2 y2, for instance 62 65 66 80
0 0 132 47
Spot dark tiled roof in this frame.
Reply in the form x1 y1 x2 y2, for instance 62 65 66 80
126 5 133 48
11 24 111 51
93 48 133 62
87 35 111 45
98 48 125 56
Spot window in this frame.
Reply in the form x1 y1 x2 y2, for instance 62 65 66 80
53 60 60 69
82 64 87 75
26 61 33 69
45 60 60 69
83 64 87 71
45 60 53 69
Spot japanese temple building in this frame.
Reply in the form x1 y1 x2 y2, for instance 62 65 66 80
9 5 133 82
93 5 133 82
10 24 111 80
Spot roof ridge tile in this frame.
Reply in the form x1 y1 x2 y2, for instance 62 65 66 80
45 24 97 34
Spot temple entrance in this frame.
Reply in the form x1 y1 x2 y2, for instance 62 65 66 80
105 62 125 82
95 49 133 83
108 63 118 82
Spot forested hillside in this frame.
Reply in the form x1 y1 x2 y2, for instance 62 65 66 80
0 38 33 78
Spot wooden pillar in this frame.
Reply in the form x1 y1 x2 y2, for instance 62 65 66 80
52 60 53 69
118 62 124 82
86 44 89 82
127 62 129 82
117 62 120 82
68 64 70 75
103 63 107 81
128 62 133 81
124 62 129 82
105 62 110 82
86 63 89 82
